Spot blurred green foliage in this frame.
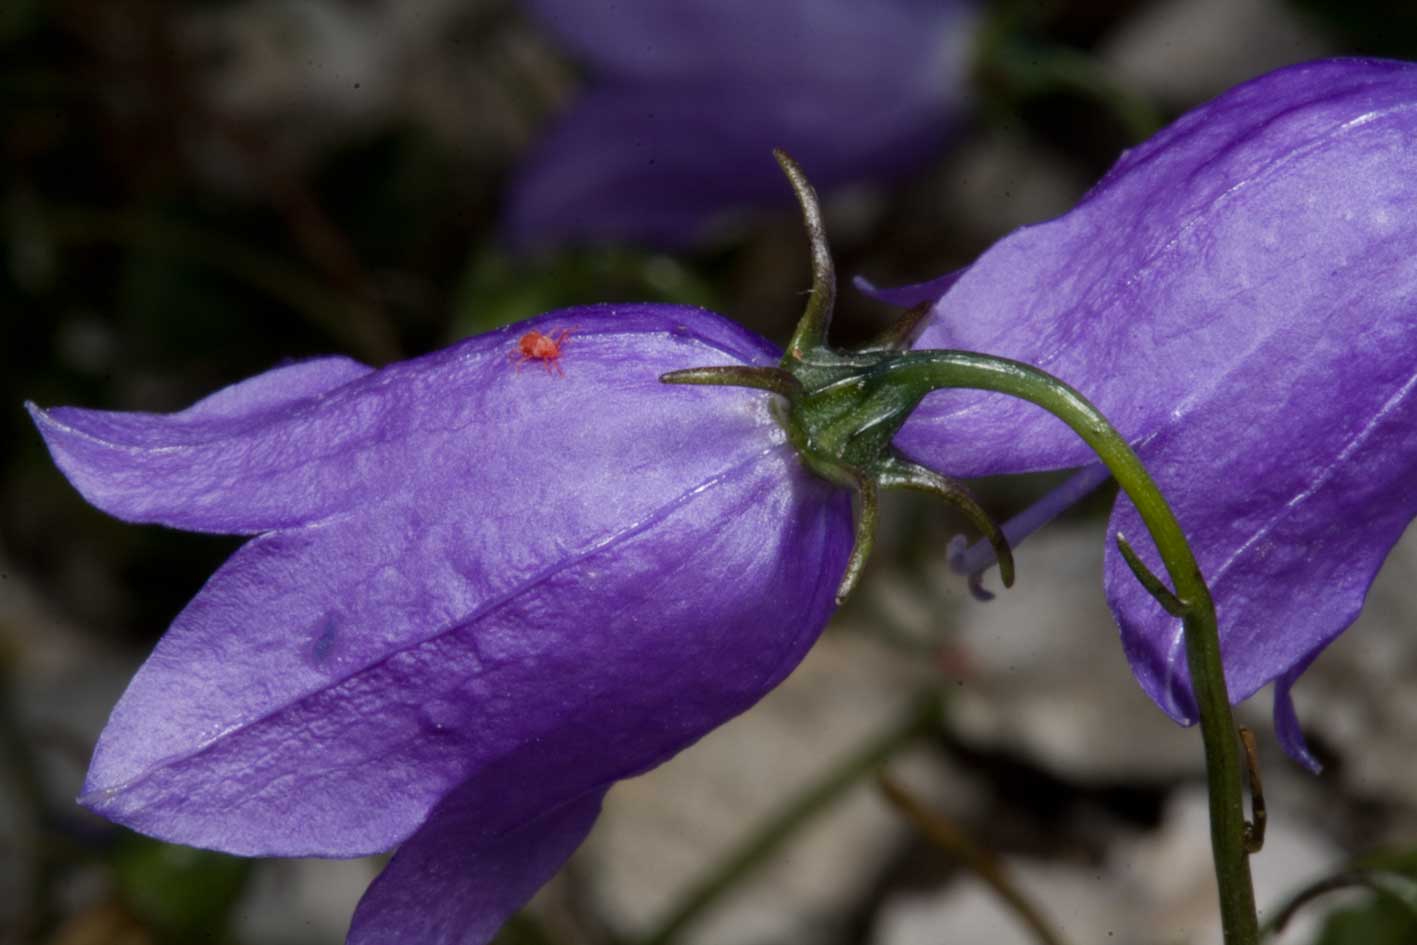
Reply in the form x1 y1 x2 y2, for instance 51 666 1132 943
491 914 562 945
1312 894 1417 945
112 836 250 945
451 247 718 340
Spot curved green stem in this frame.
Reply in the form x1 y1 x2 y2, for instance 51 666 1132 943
884 350 1258 945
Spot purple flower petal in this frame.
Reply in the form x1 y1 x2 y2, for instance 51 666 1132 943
507 0 974 248
1273 656 1323 774
523 0 967 88
26 357 373 533
896 58 1417 754
853 270 965 309
26 309 768 534
506 83 958 249
1105 358 1417 732
39 304 850 856
347 750 606 945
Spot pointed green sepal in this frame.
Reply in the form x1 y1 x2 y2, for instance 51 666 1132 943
877 456 1015 590
835 471 879 605
776 150 837 361
859 301 933 354
660 366 804 399
1115 532 1188 617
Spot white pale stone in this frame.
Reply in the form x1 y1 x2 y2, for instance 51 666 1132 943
574 629 957 945
1101 0 1331 104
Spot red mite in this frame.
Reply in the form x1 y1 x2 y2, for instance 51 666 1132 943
509 327 574 376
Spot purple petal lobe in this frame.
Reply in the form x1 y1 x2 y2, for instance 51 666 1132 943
1105 357 1417 727
1273 658 1322 774
70 304 851 856
896 59 1417 724
348 751 606 945
853 270 965 310
27 356 373 533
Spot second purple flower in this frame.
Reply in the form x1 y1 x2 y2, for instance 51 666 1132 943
888 57 1417 772
505 0 977 249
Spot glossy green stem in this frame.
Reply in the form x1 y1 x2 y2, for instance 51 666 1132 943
884 350 1258 945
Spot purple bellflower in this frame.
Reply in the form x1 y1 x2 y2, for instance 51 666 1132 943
28 307 851 943
27 53 1417 945
882 57 1417 772
505 0 976 249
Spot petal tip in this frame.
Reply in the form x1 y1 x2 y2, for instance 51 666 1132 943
1274 675 1324 774
25 400 60 436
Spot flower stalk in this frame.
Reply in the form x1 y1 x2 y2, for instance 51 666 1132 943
666 151 1260 944
875 350 1259 945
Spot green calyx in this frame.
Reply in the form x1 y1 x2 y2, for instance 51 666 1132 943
663 151 1013 605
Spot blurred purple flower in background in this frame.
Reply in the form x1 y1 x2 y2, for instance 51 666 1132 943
885 58 1417 772
504 0 977 249
28 305 849 944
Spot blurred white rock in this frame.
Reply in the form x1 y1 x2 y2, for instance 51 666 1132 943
230 856 381 945
872 786 1340 945
1285 523 1417 809
574 628 960 945
921 522 1201 780
1101 0 1331 105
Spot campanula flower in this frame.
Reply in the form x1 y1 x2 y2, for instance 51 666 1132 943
883 57 1417 771
505 0 976 249
28 305 850 943
30 52 1417 945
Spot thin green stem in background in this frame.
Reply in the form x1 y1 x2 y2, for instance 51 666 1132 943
973 0 1163 143
635 694 941 945
986 38 1163 142
878 773 1072 945
1261 869 1417 938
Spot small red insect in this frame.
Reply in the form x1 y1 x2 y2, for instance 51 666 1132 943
509 327 575 376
